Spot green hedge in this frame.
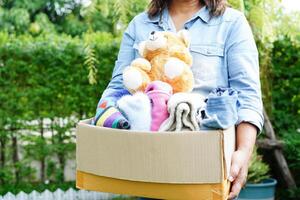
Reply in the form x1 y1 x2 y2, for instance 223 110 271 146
0 32 120 189
0 32 119 120
271 37 300 191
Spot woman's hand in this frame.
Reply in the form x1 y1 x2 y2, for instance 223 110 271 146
228 149 250 199
228 122 258 199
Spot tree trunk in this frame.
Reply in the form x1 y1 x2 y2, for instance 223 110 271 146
0 134 7 184
256 138 283 150
57 150 65 182
263 109 297 188
57 119 65 182
0 136 6 168
11 133 19 184
39 118 46 182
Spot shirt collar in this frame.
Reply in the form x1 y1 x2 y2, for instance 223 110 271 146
145 8 168 25
146 5 210 24
194 5 210 23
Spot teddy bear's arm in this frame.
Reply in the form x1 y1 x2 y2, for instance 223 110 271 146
122 58 152 93
163 57 194 93
130 58 152 72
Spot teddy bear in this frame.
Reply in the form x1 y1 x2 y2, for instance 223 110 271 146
122 30 194 94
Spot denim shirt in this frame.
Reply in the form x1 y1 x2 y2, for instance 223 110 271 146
100 6 264 132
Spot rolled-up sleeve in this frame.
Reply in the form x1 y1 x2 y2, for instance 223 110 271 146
225 14 264 133
101 20 136 99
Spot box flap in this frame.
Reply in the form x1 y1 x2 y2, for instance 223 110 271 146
76 120 235 184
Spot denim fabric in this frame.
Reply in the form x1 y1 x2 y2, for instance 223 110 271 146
98 5 264 132
200 87 240 129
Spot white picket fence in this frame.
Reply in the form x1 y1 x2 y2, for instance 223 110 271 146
0 189 133 200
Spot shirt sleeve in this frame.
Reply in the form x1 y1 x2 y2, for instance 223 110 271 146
225 14 264 133
100 19 136 99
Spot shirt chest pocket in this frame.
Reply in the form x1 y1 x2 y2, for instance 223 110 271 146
190 45 225 81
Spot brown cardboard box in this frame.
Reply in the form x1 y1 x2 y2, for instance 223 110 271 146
76 119 235 200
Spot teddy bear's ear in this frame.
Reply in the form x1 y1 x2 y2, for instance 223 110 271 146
177 30 191 48
138 41 146 57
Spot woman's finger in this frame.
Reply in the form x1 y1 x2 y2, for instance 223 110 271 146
228 165 248 199
229 162 240 182
228 180 242 199
228 151 243 182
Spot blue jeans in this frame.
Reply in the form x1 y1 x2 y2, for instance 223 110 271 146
200 87 240 129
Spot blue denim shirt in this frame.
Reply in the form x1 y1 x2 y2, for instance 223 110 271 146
100 6 264 132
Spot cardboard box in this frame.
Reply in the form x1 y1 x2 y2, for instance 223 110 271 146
76 119 236 200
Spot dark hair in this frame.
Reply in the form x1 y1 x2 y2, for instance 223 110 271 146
148 0 227 18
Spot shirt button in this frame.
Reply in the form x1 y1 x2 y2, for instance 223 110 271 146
184 26 188 30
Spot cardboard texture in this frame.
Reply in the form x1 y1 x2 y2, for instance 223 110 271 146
76 119 235 200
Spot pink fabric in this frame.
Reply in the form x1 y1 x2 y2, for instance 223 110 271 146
145 81 173 131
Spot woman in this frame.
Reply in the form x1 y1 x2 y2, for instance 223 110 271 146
100 0 264 199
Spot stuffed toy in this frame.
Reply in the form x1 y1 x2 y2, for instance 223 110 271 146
122 30 194 94
145 81 173 131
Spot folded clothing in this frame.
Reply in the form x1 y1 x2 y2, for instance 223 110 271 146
159 92 205 132
145 81 173 131
199 87 240 130
117 92 152 131
94 106 130 129
92 89 131 129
